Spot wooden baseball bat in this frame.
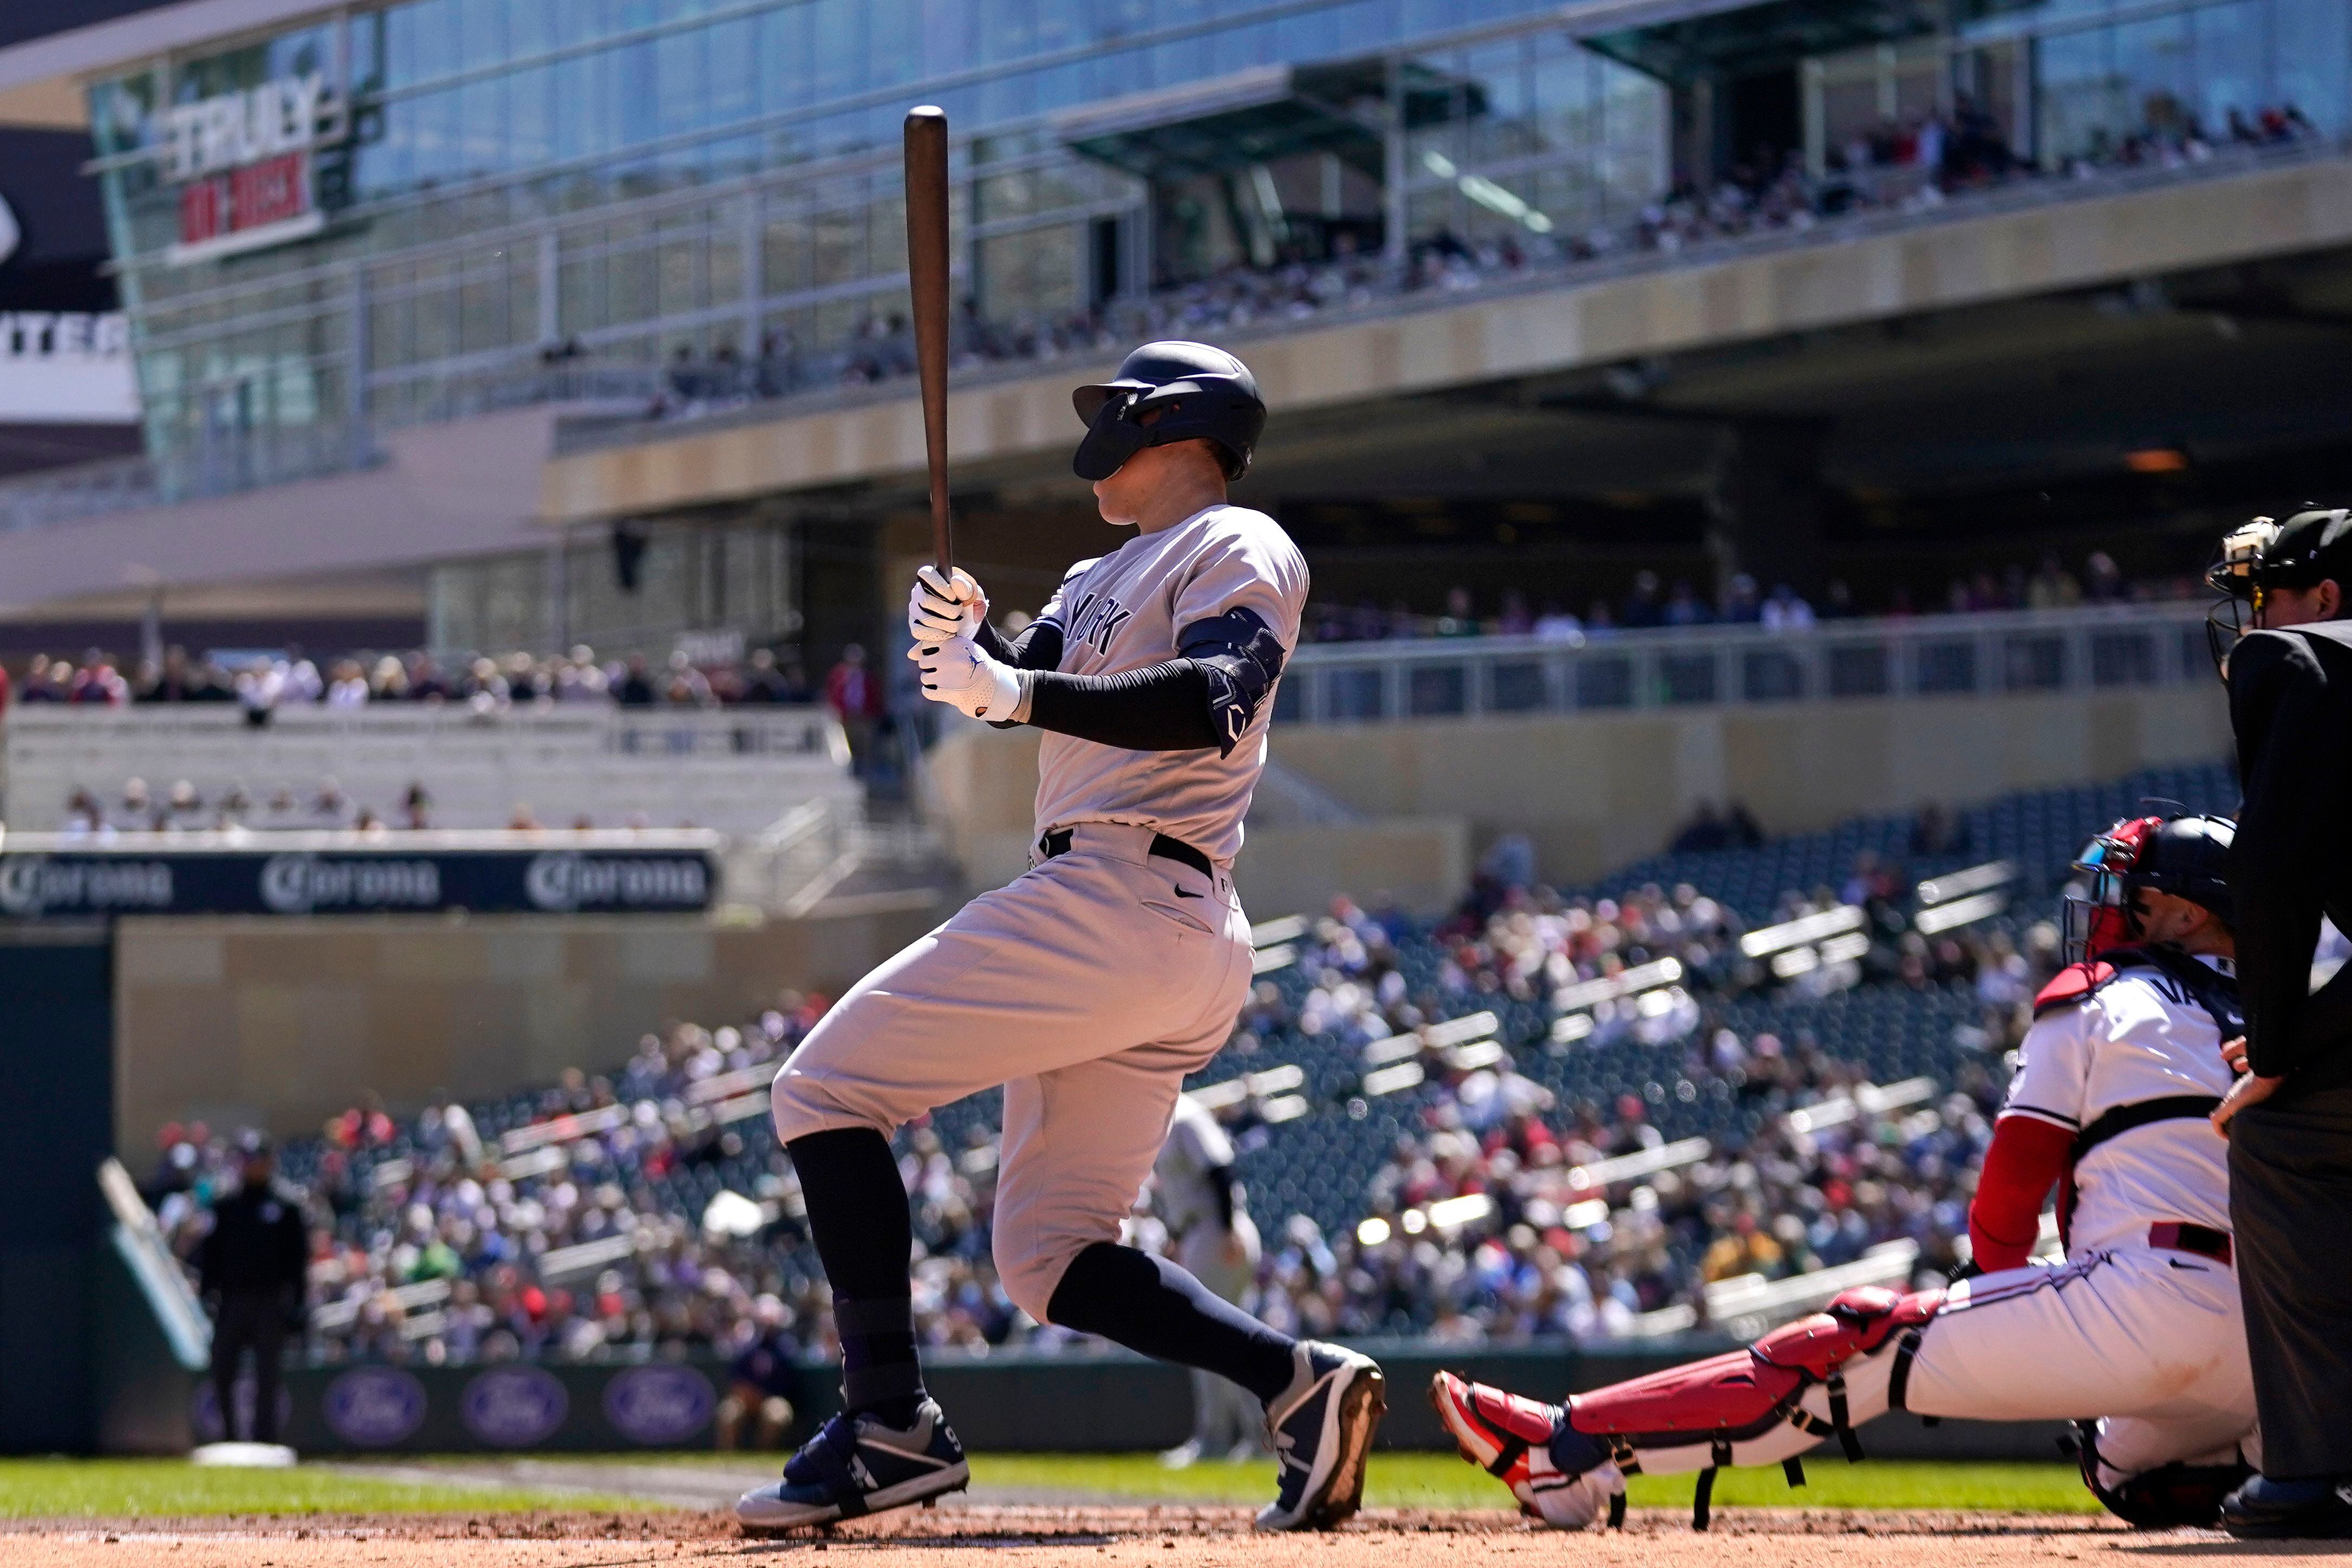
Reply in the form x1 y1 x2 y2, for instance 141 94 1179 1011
903 104 953 574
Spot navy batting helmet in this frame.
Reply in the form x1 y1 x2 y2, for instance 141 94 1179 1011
1071 341 1265 482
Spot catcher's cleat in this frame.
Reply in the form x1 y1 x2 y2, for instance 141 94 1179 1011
734 1399 969 1533
1255 1341 1387 1531
1430 1371 1624 1530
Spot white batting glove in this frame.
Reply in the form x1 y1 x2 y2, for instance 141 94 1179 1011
908 633 1023 721
909 565 985 647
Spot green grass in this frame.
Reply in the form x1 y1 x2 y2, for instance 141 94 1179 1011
652 1448 2099 1513
0 1453 2101 1519
963 1454 2100 1513
0 1459 651 1519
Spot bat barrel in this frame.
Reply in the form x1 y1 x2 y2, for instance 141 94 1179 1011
904 106 954 574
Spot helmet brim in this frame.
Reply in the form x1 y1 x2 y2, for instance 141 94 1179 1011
1073 377 1221 425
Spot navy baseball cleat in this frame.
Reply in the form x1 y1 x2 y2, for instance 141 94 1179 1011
734 1399 969 1533
1255 1340 1386 1531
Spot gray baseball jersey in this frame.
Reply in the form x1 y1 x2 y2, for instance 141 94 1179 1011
1029 503 1308 863
1155 1092 1240 1239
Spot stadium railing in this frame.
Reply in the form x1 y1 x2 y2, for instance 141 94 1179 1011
97 1158 210 1373
3 703 858 836
1275 599 2214 723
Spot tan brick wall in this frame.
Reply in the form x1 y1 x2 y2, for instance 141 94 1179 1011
113 904 935 1157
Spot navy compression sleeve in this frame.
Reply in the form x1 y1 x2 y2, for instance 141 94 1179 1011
973 617 1065 672
1022 661 1223 751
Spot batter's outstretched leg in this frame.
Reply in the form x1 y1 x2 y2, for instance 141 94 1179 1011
1048 1242 1386 1530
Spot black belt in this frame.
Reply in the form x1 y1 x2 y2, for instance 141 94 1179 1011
1039 827 1213 879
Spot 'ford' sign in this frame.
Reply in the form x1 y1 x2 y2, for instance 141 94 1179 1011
602 1364 716 1445
323 1366 428 1446
460 1365 569 1447
0 846 713 918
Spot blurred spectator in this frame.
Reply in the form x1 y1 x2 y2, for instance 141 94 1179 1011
1719 574 1762 624
1761 584 1815 631
826 644 884 773
1670 802 1731 854
71 650 128 705
1663 579 1710 628
1910 802 1971 857
1437 587 1481 638
1621 572 1665 630
2083 551 2125 603
1532 602 1583 642
614 655 658 708
2025 552 2081 610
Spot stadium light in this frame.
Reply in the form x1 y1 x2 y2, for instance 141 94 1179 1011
1422 151 1554 234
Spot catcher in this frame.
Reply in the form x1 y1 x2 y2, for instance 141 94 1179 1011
1432 813 2259 1530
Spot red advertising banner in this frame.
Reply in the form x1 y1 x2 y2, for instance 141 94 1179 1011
173 150 320 263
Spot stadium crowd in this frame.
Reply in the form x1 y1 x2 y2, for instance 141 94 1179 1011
642 100 2321 421
145 820 2055 1369
1302 550 2196 644
12 643 825 714
10 540 2194 761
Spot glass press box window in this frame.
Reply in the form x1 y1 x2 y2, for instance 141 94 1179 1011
80 0 2352 482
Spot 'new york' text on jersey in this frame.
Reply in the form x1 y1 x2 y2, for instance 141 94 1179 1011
1030 504 1307 863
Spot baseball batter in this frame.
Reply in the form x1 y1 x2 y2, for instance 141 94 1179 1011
1432 813 2260 1531
1154 1093 1266 1466
738 342 1385 1534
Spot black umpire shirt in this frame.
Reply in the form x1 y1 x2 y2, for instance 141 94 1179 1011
2228 622 2352 1091
196 1180 309 1299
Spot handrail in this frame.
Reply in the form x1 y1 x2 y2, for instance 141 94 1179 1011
1278 600 2214 722
97 1158 211 1372
1706 1240 1921 1338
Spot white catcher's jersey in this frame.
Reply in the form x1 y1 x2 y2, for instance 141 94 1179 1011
1030 504 1308 863
1998 953 2237 1257
1155 1093 1239 1238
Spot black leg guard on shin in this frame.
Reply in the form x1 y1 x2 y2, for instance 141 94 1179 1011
2077 1425 2253 1529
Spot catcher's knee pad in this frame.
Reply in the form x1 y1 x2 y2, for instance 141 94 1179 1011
1566 1286 1940 1472
2077 1427 2252 1528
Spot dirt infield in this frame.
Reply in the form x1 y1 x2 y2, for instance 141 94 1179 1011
0 1505 2341 1567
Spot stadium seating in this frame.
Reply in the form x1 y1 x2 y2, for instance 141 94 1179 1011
149 759 2227 1362
6 704 859 834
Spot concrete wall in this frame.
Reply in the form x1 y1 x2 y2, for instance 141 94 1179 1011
543 154 2352 522
925 682 2233 905
920 722 1471 919
0 404 573 615
1272 685 2236 884
112 903 936 1157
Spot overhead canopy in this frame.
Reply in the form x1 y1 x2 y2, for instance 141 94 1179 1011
1584 0 1944 79
1057 58 1487 181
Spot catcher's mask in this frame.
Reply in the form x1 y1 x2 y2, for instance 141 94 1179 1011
2061 812 2236 964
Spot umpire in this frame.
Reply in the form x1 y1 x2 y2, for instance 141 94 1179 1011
197 1132 309 1447
2206 508 2352 1537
